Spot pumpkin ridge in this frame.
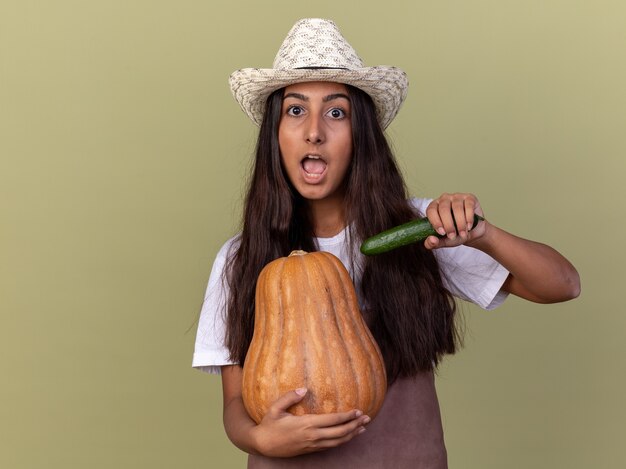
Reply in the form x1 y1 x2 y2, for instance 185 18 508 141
266 261 286 415
296 254 313 413
278 257 303 407
245 257 292 422
274 259 288 399
327 252 386 414
297 253 330 413
308 252 350 413
325 253 372 412
250 261 281 421
313 252 360 412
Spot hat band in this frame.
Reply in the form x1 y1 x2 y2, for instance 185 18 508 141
294 66 350 70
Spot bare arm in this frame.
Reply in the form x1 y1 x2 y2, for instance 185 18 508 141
469 223 580 302
221 365 371 458
221 365 261 455
424 193 580 303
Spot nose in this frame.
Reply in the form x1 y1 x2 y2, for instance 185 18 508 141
305 114 325 145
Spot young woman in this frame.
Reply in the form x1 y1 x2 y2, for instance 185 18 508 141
193 19 580 468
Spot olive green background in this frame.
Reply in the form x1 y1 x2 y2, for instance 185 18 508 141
1 1 624 468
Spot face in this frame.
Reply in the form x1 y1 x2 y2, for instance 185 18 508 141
278 81 353 205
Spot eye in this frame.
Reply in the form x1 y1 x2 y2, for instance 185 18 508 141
327 108 346 119
286 105 304 116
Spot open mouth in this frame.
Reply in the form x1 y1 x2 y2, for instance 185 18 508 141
301 155 327 177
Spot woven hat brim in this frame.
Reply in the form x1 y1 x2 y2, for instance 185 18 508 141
229 67 408 129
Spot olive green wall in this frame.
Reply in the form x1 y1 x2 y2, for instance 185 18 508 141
1 1 623 468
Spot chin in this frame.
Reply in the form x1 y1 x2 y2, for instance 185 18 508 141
298 191 326 201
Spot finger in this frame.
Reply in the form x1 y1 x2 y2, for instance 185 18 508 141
269 388 308 414
426 201 446 236
437 197 457 240
424 235 440 250
463 196 477 233
308 421 369 451
315 415 371 440
305 408 365 428
451 197 468 238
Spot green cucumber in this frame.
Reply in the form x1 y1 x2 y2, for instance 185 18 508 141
360 214 485 256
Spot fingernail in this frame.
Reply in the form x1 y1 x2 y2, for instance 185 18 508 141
362 416 371 424
437 227 446 236
355 410 363 417
467 223 472 232
295 387 307 396
358 427 366 434
448 232 456 240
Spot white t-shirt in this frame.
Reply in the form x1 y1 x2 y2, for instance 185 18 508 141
192 198 510 374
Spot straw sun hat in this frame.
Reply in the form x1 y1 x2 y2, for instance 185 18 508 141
229 18 409 129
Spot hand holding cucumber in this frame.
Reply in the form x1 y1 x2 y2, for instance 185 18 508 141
423 192 486 250
361 193 486 255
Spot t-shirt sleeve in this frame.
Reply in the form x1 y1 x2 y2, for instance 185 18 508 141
192 239 238 374
410 197 509 310
434 245 510 310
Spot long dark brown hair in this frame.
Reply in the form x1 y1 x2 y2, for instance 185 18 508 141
224 85 459 383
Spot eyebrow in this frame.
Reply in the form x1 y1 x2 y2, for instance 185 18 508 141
283 92 351 103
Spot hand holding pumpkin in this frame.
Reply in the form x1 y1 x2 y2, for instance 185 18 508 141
250 387 371 457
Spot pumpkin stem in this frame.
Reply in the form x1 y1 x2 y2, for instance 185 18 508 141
289 250 308 257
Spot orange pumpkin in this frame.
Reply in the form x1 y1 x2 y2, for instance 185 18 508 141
242 250 387 424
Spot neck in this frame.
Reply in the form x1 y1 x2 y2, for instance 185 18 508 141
308 196 346 238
